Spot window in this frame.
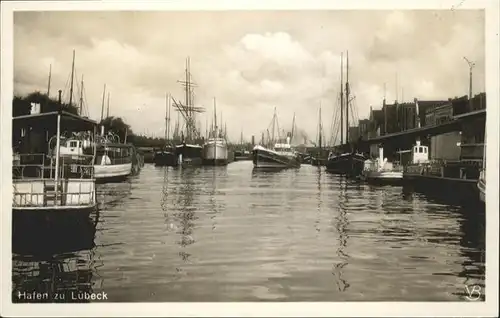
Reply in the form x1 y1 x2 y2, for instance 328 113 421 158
69 141 78 148
419 147 423 153
20 128 26 137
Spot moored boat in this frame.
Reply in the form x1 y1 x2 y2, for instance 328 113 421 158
403 140 482 205
177 143 203 167
154 145 178 167
253 137 301 169
362 146 403 185
234 149 252 161
202 97 229 166
202 137 229 166
12 111 98 229
91 130 134 183
326 150 367 176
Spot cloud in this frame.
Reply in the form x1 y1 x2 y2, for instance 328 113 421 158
13 10 485 142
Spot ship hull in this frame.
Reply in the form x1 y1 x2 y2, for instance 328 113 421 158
362 170 404 185
326 153 366 176
177 144 203 167
252 146 300 169
154 151 178 167
94 163 132 183
202 142 229 166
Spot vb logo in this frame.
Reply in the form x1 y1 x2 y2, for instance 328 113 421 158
465 285 482 301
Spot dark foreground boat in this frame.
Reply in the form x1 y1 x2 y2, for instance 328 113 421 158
177 143 203 167
325 151 367 177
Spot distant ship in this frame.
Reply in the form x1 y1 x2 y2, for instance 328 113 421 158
202 98 229 166
253 136 300 169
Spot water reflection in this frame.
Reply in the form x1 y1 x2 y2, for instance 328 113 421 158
173 169 201 262
331 176 350 292
12 209 101 303
11 163 487 301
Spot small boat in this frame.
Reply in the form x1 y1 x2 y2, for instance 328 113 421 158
154 145 178 167
234 149 252 161
362 146 404 185
12 111 98 228
91 130 135 183
252 136 301 169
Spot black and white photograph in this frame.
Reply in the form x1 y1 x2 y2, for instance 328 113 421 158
1 0 498 317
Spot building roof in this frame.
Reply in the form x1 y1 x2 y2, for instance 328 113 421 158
13 111 98 132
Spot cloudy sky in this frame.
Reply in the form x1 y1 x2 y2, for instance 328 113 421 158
14 10 485 142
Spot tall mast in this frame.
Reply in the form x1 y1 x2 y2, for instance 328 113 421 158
319 103 322 149
345 50 350 144
165 92 169 141
79 74 84 116
340 52 344 145
384 83 387 135
106 92 110 118
100 83 106 122
69 50 75 106
271 107 276 144
291 112 296 139
47 64 52 97
395 72 399 102
214 97 217 134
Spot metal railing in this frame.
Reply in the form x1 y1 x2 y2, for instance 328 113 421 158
12 190 95 208
13 153 95 180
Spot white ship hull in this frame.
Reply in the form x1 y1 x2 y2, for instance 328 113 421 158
94 163 132 182
202 140 229 165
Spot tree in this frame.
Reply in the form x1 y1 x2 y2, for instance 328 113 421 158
100 116 133 144
12 91 79 116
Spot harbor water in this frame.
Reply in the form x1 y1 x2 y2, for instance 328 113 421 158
12 161 485 302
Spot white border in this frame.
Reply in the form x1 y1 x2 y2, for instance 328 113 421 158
1 1 499 317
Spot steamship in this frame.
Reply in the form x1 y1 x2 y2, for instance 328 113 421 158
253 136 301 169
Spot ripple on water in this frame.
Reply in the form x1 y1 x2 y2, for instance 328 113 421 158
12 162 485 302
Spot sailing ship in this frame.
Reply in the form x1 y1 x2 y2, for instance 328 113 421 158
252 108 301 169
202 98 229 166
169 57 205 167
311 105 327 166
326 51 367 176
154 93 178 167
